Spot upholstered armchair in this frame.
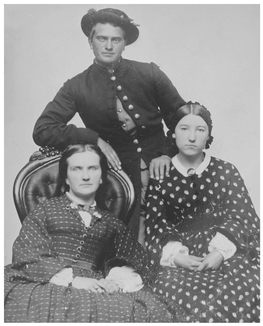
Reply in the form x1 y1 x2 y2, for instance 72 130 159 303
13 148 135 224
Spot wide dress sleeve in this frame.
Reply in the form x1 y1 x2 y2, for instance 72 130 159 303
7 203 70 283
144 178 177 264
212 163 260 258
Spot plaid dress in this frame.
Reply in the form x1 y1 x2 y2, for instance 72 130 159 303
4 195 173 322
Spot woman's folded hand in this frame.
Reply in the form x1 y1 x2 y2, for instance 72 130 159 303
72 276 105 293
171 254 204 270
196 250 224 271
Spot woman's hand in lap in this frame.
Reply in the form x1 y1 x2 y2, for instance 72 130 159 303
197 251 224 271
72 276 105 293
98 279 120 293
172 254 203 270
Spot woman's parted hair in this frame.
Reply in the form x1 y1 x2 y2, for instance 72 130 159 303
58 144 108 192
171 101 214 149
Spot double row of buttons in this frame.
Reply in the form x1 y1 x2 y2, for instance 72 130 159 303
133 138 141 152
110 75 145 153
111 75 143 121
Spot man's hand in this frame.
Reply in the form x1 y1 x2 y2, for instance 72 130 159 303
71 276 105 293
149 155 171 180
97 138 122 171
197 251 224 272
172 254 204 270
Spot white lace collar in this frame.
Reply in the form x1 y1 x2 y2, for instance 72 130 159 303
171 153 211 177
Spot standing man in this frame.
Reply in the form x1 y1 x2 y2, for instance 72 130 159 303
33 8 186 243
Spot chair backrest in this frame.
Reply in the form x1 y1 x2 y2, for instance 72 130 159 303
13 151 135 224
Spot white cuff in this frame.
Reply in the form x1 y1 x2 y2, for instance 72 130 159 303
105 266 143 292
208 232 237 260
49 267 73 286
160 241 189 266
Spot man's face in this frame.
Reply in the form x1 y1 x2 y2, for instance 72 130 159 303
89 23 126 66
66 151 102 203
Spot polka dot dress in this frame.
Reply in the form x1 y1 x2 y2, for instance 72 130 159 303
145 156 260 322
4 195 172 322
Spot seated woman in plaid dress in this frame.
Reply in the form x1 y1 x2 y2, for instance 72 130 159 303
4 144 173 322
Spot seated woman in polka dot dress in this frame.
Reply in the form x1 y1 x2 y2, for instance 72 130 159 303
144 102 260 322
4 144 173 323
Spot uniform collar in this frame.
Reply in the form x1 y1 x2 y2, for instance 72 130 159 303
92 57 126 76
93 57 123 71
